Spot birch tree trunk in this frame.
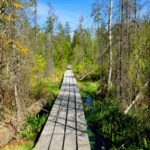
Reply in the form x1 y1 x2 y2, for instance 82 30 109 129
11 0 21 138
48 32 51 75
108 0 113 91
124 82 148 114
49 32 54 76
51 33 54 75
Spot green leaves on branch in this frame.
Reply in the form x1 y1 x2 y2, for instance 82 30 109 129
32 54 46 75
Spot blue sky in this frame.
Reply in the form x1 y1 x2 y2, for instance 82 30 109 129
36 0 150 33
37 0 94 32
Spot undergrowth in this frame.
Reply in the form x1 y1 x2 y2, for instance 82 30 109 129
20 114 47 139
78 81 150 150
19 78 61 149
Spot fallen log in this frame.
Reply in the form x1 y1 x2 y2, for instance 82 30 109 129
26 95 50 115
80 71 93 81
124 82 148 114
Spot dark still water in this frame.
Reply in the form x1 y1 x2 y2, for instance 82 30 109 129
86 96 109 150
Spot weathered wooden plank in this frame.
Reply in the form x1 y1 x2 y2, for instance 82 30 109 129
63 110 76 150
76 105 90 150
49 118 66 150
64 77 76 150
34 77 66 150
74 79 91 150
34 98 61 150
49 85 69 150
35 66 90 150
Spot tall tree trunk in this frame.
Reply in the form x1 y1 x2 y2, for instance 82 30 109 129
128 0 131 63
148 80 150 121
0 27 5 104
48 32 54 76
134 0 141 97
92 39 94 64
0 4 6 104
51 33 54 75
125 0 129 63
108 0 113 91
11 0 21 138
134 0 137 22
35 0 37 42
97 27 100 64
48 32 51 75
115 0 121 97
148 38 150 121
120 0 124 101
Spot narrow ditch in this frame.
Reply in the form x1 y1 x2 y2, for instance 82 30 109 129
84 95 109 150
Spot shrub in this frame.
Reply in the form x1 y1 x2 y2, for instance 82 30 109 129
31 81 48 100
20 114 47 139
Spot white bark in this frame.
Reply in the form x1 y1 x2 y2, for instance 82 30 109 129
108 0 113 91
80 71 94 81
14 82 21 135
12 44 21 137
124 82 148 114
48 32 54 75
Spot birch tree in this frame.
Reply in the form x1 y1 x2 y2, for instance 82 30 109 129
46 4 56 76
91 0 101 64
108 0 113 91
10 0 24 137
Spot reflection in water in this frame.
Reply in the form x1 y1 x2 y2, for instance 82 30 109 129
86 96 109 150
86 95 93 108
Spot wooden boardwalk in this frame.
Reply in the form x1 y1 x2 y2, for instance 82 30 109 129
34 65 91 150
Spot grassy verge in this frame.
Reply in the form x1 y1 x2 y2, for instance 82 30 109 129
77 81 98 99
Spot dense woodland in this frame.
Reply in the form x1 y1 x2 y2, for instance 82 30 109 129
0 0 150 149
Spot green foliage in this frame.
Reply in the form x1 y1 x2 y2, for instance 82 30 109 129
32 54 46 75
78 80 150 149
15 143 33 150
86 98 150 149
20 114 47 139
47 78 61 100
88 129 95 148
78 81 98 99
20 78 60 142
31 78 60 101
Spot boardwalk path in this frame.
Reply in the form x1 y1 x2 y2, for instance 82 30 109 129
34 65 91 150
